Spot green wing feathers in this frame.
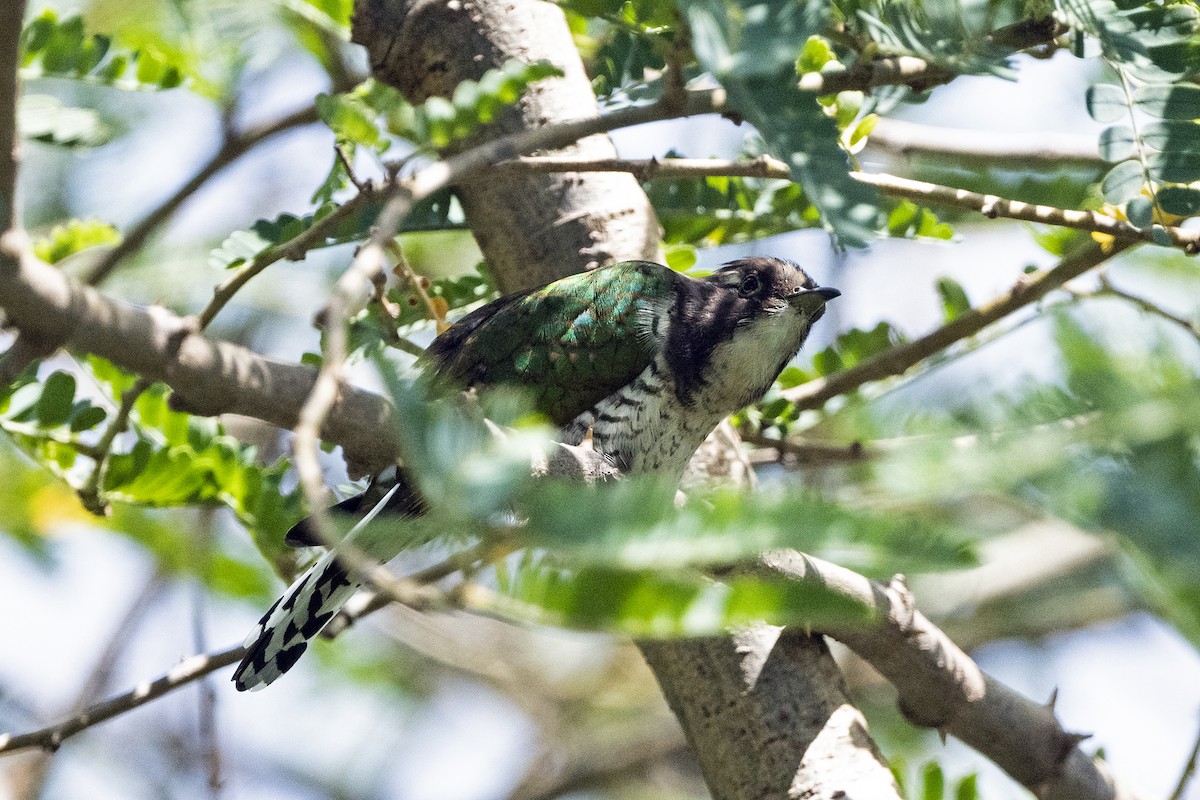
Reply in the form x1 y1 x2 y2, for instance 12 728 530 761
424 261 674 425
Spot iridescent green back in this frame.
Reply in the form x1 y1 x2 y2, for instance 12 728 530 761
425 261 676 425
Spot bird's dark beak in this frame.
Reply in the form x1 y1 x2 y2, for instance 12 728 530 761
814 286 841 301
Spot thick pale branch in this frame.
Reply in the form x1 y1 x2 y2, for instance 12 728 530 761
0 231 398 468
760 551 1139 800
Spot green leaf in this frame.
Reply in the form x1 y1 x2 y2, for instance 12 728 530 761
589 26 668 98
488 556 869 637
520 481 975 576
341 62 562 151
797 35 838 74
18 95 112 149
1156 186 1200 216
33 219 121 264
1148 152 1200 183
935 277 971 322
1100 160 1144 204
886 200 954 241
1085 84 1128 123
1139 120 1200 152
808 321 908 379
1134 83 1200 119
35 372 76 428
1125 195 1153 228
681 0 879 246
1098 125 1136 162
921 762 946 800
954 774 979 800
19 9 196 91
209 204 382 270
69 405 108 433
316 92 380 148
664 244 696 271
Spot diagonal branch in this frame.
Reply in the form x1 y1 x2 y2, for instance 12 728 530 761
758 551 1138 800
82 104 321 287
0 541 511 755
780 241 1131 409
0 644 248 754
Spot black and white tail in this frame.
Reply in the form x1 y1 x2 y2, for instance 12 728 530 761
232 547 361 691
233 477 421 691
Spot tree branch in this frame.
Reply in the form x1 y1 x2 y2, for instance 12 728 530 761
798 16 1067 96
758 551 1139 800
504 156 1199 253
780 241 1132 409
851 172 1200 253
0 0 24 235
0 538 501 755
0 234 400 468
82 104 321 287
1072 274 1200 343
0 644 247 754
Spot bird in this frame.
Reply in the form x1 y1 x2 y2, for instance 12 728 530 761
232 256 839 690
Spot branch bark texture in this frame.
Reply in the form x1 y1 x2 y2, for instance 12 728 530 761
0 0 23 234
0 234 397 469
639 631 900 799
353 0 663 290
760 551 1137 800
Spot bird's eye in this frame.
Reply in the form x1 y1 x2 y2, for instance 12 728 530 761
738 273 760 297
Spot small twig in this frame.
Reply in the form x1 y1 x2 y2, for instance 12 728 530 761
1087 275 1200 342
197 190 376 329
0 644 247 755
322 537 520 638
386 242 443 332
0 420 105 458
739 431 870 465
77 375 154 515
334 142 367 192
799 55 955 95
852 171 1200 254
797 16 1066 96
1169 715 1200 800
